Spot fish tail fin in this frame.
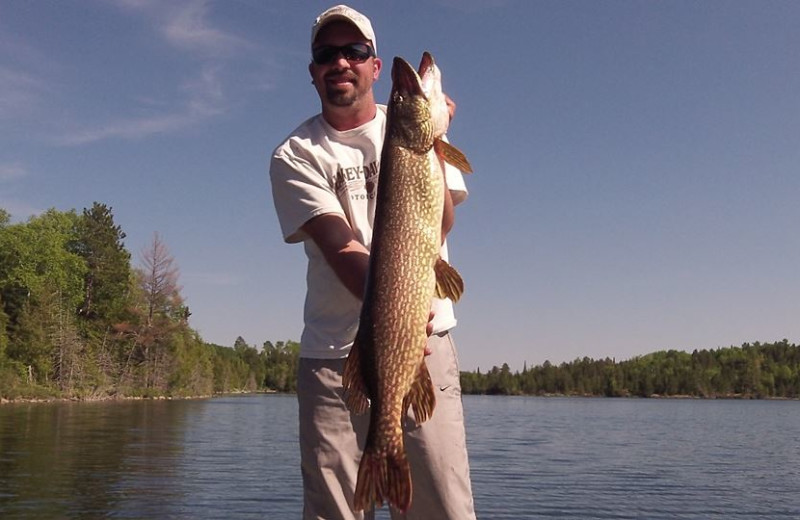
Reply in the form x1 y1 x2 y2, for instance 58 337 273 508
403 360 436 423
434 256 465 302
343 338 370 414
354 444 413 513
434 138 473 173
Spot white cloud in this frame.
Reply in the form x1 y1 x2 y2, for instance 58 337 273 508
55 112 199 146
0 162 28 182
182 64 226 116
51 0 271 146
162 1 251 56
111 0 251 56
55 63 227 146
0 66 47 118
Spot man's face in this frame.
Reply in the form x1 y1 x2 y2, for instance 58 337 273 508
309 21 381 108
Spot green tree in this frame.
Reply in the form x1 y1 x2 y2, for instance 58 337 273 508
0 294 8 361
73 202 132 325
263 340 299 392
234 337 266 391
169 329 214 396
0 210 88 386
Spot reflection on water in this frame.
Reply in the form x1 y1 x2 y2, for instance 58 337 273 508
1 400 193 517
2 395 800 519
0 395 301 519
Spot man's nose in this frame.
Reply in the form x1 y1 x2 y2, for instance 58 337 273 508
331 51 351 67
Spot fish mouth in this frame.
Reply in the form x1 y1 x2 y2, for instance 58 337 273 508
417 51 439 99
391 57 424 98
418 51 434 79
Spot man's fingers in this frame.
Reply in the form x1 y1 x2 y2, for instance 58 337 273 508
444 94 456 121
424 311 435 355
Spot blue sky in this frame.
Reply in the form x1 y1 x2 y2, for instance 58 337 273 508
2 0 798 371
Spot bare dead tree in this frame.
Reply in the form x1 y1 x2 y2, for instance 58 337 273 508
132 232 185 390
139 232 182 328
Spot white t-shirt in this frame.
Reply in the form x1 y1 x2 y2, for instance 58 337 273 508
269 105 468 359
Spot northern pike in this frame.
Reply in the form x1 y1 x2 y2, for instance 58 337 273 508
343 52 472 513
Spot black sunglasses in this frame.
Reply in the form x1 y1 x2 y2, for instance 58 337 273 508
312 42 375 65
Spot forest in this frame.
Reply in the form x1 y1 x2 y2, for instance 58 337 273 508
460 340 800 398
0 204 296 400
1 204 798 401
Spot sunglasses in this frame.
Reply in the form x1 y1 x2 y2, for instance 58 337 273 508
312 42 375 65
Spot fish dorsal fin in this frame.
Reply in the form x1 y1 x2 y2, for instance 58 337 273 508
403 359 436 423
434 139 473 174
343 338 370 415
434 257 464 302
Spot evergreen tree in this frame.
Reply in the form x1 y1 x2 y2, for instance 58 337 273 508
73 203 132 325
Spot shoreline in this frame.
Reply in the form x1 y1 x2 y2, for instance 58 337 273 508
3 390 796 405
0 389 280 406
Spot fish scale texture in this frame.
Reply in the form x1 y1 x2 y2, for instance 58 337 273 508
346 57 452 513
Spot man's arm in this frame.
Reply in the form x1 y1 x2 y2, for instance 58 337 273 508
440 94 461 243
441 162 455 244
302 212 439 339
301 213 370 301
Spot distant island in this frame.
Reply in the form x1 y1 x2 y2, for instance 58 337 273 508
1 204 798 402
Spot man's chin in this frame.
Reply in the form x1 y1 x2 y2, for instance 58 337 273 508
326 92 357 107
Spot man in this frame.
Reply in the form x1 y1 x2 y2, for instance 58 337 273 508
269 5 476 519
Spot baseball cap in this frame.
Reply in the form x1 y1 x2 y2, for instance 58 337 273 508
311 5 377 55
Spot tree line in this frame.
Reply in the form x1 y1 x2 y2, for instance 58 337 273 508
0 204 296 400
461 340 800 398
2 204 798 401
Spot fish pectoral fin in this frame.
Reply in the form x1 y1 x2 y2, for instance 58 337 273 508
434 138 473 173
434 257 465 302
343 338 370 414
403 360 436 423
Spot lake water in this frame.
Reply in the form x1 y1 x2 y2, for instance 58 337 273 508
1 394 798 519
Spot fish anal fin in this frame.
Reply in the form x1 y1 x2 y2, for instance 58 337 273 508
434 138 473 173
403 360 436 424
354 446 412 513
434 257 464 302
343 338 370 415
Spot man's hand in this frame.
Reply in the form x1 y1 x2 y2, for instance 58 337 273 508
444 94 456 122
424 311 435 356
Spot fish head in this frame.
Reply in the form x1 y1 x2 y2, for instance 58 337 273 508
388 56 434 154
418 52 450 138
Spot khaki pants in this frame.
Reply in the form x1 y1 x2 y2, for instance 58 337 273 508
297 332 476 520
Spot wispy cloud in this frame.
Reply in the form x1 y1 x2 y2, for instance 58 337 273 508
0 162 28 182
182 64 226 117
55 111 201 146
0 26 59 122
0 66 48 119
161 1 252 56
56 63 226 146
112 0 250 56
53 0 272 146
